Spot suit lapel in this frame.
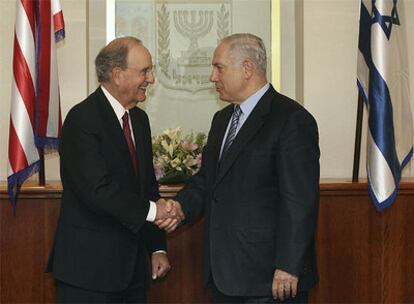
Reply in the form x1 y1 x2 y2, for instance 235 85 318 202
208 106 234 180
95 88 129 151
214 86 276 187
95 88 136 176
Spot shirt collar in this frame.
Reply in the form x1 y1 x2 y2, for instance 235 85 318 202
101 85 128 121
238 83 270 116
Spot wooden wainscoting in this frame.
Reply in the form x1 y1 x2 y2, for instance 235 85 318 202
312 180 414 303
0 183 61 303
0 179 414 303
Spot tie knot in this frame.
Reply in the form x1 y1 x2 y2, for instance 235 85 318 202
234 105 242 117
122 111 129 126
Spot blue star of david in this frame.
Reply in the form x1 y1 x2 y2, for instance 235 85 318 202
372 0 400 40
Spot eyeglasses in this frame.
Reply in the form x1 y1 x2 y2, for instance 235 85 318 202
125 65 155 77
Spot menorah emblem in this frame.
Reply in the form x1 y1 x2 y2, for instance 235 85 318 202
156 2 231 91
174 10 214 55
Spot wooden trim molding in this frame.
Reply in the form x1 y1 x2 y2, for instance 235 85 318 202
2 177 414 197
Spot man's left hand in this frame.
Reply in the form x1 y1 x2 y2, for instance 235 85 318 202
151 252 171 280
272 269 298 301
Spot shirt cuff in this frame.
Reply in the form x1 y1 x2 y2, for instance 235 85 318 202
146 200 156 222
152 250 167 255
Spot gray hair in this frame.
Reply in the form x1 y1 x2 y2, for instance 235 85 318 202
221 33 267 74
95 36 142 83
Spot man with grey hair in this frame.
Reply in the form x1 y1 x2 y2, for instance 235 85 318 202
157 33 320 303
47 36 181 302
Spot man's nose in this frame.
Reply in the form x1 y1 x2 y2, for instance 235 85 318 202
146 71 155 83
210 70 217 82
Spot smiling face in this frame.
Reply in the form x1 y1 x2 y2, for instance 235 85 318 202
209 42 246 103
115 44 155 109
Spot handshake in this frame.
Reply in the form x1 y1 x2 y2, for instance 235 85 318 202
154 199 185 232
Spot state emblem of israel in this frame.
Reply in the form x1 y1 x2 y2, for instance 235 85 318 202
155 2 231 93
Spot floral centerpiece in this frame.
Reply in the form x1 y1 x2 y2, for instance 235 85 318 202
152 127 207 184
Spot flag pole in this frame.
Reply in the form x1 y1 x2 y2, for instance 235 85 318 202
352 93 364 182
38 149 46 186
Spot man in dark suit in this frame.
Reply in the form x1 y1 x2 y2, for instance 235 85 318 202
157 33 320 303
47 37 177 303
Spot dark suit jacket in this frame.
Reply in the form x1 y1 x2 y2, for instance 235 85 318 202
47 87 165 292
176 85 320 297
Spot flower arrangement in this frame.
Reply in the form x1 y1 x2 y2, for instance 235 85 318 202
152 127 207 184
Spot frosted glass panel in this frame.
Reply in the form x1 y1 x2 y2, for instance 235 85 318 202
98 0 271 135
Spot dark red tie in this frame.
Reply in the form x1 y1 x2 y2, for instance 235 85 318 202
122 112 139 174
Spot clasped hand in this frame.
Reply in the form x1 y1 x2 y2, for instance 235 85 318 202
154 199 185 232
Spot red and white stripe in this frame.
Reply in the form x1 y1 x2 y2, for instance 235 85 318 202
8 0 38 178
8 0 64 207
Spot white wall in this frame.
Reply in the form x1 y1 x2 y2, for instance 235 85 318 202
1 0 414 181
303 0 362 178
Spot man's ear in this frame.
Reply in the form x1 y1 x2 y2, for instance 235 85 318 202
242 59 255 79
112 67 122 86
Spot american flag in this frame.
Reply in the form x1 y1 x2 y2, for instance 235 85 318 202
8 0 65 209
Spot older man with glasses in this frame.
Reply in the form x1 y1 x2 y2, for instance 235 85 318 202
47 36 181 303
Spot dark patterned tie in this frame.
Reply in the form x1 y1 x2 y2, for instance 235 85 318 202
221 105 242 157
122 112 139 174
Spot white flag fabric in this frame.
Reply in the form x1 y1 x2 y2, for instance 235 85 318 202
357 0 413 211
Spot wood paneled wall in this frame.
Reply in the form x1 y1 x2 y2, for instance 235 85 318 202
0 180 413 303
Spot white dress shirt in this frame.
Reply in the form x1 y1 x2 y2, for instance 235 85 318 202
101 86 157 222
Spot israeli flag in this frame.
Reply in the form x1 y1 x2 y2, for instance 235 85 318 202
357 0 413 211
